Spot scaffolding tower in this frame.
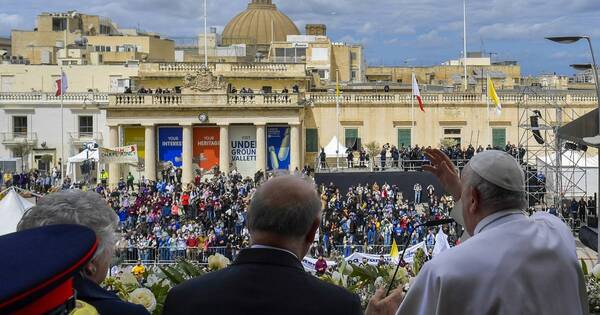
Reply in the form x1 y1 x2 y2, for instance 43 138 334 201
517 88 588 211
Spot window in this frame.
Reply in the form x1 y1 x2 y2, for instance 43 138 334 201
52 18 67 31
306 128 318 152
311 48 329 61
351 70 357 80
79 116 94 137
443 128 461 146
345 128 359 149
13 116 27 136
397 129 411 147
351 52 357 61
317 69 329 80
492 128 507 148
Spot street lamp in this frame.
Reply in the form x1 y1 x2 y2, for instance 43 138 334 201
547 35 600 261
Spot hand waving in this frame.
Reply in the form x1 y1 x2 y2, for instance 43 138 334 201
422 148 462 200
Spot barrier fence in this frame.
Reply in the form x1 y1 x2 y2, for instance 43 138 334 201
116 245 406 265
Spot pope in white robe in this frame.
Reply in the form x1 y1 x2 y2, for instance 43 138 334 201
395 149 587 315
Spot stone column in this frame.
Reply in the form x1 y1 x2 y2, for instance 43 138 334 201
219 123 230 174
181 123 193 185
290 123 301 173
108 124 120 186
255 123 266 172
143 124 156 181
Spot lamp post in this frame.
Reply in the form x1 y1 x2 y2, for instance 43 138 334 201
546 35 600 261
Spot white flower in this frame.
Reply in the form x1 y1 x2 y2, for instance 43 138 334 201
592 264 600 280
344 263 353 275
332 271 348 287
118 271 139 286
128 288 157 312
207 253 231 270
374 276 385 289
145 273 163 288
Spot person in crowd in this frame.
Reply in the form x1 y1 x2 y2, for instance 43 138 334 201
395 148 587 314
413 183 422 204
99 169 108 187
315 255 328 275
319 147 327 169
127 172 135 191
346 148 354 168
17 190 149 315
163 176 403 315
132 260 146 278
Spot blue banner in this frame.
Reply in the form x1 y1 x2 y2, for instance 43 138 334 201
158 127 183 168
266 126 290 170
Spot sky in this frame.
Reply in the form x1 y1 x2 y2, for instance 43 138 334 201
1 0 600 76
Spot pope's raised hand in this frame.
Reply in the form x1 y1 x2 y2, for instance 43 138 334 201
422 148 462 200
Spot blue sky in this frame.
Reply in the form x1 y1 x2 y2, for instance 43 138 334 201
1 0 600 75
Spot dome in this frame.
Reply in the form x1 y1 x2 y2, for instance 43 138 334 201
222 0 300 46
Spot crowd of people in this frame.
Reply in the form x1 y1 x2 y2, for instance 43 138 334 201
322 142 527 171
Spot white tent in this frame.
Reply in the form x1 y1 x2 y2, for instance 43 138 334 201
0 188 35 236
324 136 347 157
67 149 100 177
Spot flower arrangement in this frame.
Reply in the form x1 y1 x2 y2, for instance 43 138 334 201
319 260 410 308
103 254 230 314
583 260 600 313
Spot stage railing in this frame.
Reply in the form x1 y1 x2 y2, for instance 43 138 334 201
315 158 471 173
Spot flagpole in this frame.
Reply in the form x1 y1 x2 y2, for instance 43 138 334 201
411 71 415 145
336 70 340 170
463 0 468 91
60 67 64 184
486 72 490 142
203 0 208 67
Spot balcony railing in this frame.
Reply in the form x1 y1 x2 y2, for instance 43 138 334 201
110 93 300 107
0 132 38 145
139 62 307 78
0 92 108 104
306 92 598 105
68 132 103 144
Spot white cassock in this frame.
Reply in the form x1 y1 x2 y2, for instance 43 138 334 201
397 203 588 315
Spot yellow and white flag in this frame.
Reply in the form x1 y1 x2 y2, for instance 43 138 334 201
390 238 399 260
487 77 501 114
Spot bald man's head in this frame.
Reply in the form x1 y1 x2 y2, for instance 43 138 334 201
247 176 321 239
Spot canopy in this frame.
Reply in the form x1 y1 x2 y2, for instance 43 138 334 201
0 188 35 236
324 136 347 157
558 108 599 147
67 149 99 177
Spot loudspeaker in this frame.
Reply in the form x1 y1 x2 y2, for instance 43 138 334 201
530 116 545 144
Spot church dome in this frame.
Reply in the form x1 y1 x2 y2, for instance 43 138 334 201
222 0 300 46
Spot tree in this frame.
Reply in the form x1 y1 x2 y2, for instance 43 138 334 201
12 140 34 171
364 141 380 160
440 138 458 149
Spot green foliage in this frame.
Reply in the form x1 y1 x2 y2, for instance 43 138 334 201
364 141 380 159
413 248 427 275
440 138 458 149
581 259 589 276
158 259 206 286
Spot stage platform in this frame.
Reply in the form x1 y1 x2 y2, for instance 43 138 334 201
314 170 445 195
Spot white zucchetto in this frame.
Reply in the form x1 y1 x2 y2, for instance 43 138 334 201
467 150 524 192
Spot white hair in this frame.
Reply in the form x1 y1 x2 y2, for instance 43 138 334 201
463 165 527 212
17 190 118 259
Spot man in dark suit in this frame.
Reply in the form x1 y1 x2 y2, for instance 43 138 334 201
163 176 402 315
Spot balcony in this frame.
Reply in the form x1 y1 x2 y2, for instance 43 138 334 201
109 93 301 108
306 92 598 106
0 93 109 105
68 132 103 145
1 132 38 146
138 62 308 79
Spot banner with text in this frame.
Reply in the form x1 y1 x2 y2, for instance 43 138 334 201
302 257 337 273
229 125 257 177
99 145 139 164
345 241 428 265
158 127 183 168
266 126 291 171
123 127 145 160
193 127 220 172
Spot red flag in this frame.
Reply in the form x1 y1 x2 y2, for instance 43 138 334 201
55 79 62 96
412 73 424 112
55 71 68 96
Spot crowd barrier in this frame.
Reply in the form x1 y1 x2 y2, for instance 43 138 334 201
116 244 407 265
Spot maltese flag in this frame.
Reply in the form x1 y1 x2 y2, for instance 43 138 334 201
412 73 424 112
55 71 68 96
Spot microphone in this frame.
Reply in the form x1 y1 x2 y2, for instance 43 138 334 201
385 218 455 296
